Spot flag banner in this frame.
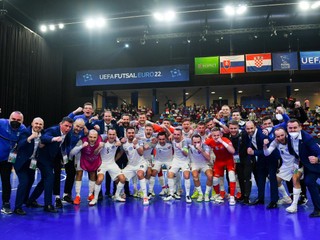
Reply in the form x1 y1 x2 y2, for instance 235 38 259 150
220 55 245 74
300 51 320 70
246 53 272 72
76 64 189 86
272 52 298 71
195 57 219 75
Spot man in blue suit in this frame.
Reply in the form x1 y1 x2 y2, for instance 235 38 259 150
246 120 280 209
287 119 320 217
13 117 44 215
27 117 73 213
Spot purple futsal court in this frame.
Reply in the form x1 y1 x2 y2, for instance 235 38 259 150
0 170 319 240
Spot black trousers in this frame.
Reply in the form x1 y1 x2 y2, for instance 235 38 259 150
63 159 76 196
236 158 253 198
0 161 12 204
53 157 62 196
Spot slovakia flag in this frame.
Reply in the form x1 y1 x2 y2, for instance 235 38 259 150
220 55 245 74
246 53 272 72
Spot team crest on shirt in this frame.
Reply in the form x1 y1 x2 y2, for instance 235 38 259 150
129 147 133 151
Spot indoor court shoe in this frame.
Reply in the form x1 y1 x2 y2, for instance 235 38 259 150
73 196 81 205
266 202 278 209
143 197 149 206
44 205 58 213
63 195 73 204
89 199 97 206
1 203 13 215
164 195 174 201
286 205 298 213
277 196 292 205
298 195 308 205
197 194 204 202
26 200 43 208
191 190 199 199
14 208 26 215
309 210 320 218
186 196 192 203
229 196 236 206
133 189 139 198
115 196 126 202
55 198 63 208
204 193 210 202
242 197 251 205
173 193 181 200
87 194 94 201
249 198 264 206
159 187 168 196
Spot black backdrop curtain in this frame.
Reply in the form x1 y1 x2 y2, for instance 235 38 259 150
0 16 63 126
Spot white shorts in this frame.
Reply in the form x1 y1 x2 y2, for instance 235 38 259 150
97 161 122 181
168 160 190 174
190 162 212 173
152 161 172 172
123 161 148 181
277 164 304 181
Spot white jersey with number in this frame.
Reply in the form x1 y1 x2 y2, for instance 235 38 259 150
189 144 210 164
138 134 157 161
100 141 118 164
172 139 189 163
154 142 173 162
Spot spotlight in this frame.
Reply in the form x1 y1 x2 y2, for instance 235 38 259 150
211 91 215 94
96 17 106 27
85 17 106 29
155 40 159 44
49 24 56 31
254 34 258 39
85 18 95 28
185 92 189 95
311 1 320 9
116 39 120 43
58 23 64 29
299 1 310 10
153 10 176 22
124 43 129 48
40 25 47 32
238 90 243 94
224 5 235 16
187 39 191 43
218 97 222 100
294 88 300 92
236 4 247 15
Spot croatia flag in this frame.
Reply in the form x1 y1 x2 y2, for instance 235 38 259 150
220 55 245 74
246 53 272 72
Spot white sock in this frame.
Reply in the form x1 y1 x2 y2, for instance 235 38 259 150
195 186 203 195
55 195 60 199
93 184 101 201
168 178 175 195
205 185 212 194
63 193 68 197
292 188 302 205
149 176 155 193
176 172 182 191
115 182 125 197
139 178 147 198
278 184 289 198
89 180 95 196
75 181 82 197
132 176 138 191
184 179 191 196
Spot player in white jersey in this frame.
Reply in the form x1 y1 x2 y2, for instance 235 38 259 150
149 132 173 196
89 128 126 205
189 134 214 202
182 118 194 139
263 127 302 213
164 128 192 203
121 127 149 205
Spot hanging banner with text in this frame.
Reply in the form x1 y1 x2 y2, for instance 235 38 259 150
76 64 190 86
194 56 219 75
272 52 298 71
300 51 320 70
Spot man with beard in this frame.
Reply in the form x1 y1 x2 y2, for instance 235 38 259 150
13 117 44 215
0 111 26 214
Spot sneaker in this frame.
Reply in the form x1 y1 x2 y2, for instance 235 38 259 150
87 194 94 202
164 195 174 201
229 196 236 206
133 189 139 198
186 196 192 203
298 195 308 205
204 193 210 202
191 190 199 199
159 187 168 196
143 197 149 205
197 194 204 202
115 195 126 202
120 193 127 199
1 203 13 215
149 191 155 197
138 190 144 199
73 196 81 205
55 198 63 208
213 195 224 203
173 193 181 200
62 195 73 204
89 199 97 206
148 192 153 199
286 204 298 213
277 196 293 205
210 191 217 201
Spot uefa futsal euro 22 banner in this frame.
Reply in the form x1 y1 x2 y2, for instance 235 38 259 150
76 64 189 86
300 51 320 70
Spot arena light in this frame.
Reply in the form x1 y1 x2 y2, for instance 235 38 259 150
153 10 176 22
40 25 47 32
238 90 243 94
224 5 235 16
311 1 320 9
58 23 64 29
211 91 215 94
124 43 130 48
224 4 247 16
299 1 310 10
85 17 106 29
236 4 247 15
49 24 56 31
